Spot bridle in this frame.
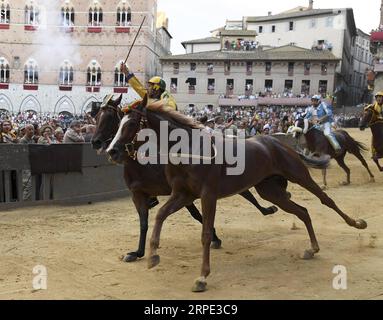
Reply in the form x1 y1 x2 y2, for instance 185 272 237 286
96 103 124 146
124 108 148 160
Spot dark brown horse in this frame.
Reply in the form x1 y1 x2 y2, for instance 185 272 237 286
360 106 383 171
109 100 367 292
91 95 278 262
294 118 374 188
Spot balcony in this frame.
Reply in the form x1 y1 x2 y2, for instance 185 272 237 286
0 83 9 89
116 27 130 33
59 85 73 91
173 69 179 75
246 70 253 76
188 86 195 94
265 70 271 76
88 26 102 33
24 25 38 31
207 69 213 75
288 71 294 76
207 88 215 95
170 87 177 94
224 71 230 76
86 86 101 93
0 23 10 30
304 70 310 76
114 87 128 93
23 84 38 90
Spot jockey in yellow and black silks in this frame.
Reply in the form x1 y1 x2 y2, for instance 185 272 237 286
120 63 177 111
364 91 383 158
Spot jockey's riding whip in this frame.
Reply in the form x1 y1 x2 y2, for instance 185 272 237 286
124 16 146 64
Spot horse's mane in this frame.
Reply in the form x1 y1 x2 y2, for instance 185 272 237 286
147 100 204 130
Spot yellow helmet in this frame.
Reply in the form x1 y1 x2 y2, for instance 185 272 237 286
148 76 166 91
375 91 383 97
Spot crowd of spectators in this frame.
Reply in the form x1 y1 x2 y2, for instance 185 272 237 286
184 105 363 137
223 39 259 51
0 111 96 145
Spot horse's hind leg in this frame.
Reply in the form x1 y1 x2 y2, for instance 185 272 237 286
239 190 278 216
373 157 383 172
335 156 351 185
123 192 150 262
291 171 367 230
321 169 328 190
352 151 375 182
255 178 320 259
186 204 222 249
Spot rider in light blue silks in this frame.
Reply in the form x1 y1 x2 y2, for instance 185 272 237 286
304 95 342 155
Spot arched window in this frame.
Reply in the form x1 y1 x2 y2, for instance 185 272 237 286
24 59 38 84
25 2 40 25
59 60 74 85
117 1 131 26
0 57 10 83
87 60 101 86
61 2 75 26
114 61 127 87
0 1 10 24
89 1 103 26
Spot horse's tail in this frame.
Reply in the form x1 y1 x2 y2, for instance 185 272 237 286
298 151 331 169
340 130 369 154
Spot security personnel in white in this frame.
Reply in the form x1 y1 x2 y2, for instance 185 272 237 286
303 95 342 154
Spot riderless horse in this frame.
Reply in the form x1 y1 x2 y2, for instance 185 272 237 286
293 118 374 188
108 98 367 292
360 105 383 172
91 95 278 262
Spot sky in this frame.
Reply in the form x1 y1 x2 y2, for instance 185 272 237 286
157 0 381 54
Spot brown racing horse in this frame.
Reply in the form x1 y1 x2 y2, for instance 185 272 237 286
109 100 367 292
359 105 383 172
293 118 374 188
91 95 278 262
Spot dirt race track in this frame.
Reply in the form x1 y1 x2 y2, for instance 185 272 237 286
0 129 382 300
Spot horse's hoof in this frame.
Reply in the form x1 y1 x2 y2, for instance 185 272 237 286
123 252 139 263
264 206 278 216
302 249 315 260
321 185 328 191
192 277 207 292
148 255 160 269
211 239 222 250
340 181 350 186
370 178 375 183
355 219 368 230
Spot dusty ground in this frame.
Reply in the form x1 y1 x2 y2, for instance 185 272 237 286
0 129 382 300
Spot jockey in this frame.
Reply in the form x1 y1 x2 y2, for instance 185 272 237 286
120 63 177 111
304 94 342 154
364 91 383 160
365 91 383 121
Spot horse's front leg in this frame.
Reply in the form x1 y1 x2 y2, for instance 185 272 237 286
123 191 149 262
148 192 192 269
192 193 217 293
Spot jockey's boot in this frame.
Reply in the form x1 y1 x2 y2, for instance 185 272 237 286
326 135 342 156
148 197 160 209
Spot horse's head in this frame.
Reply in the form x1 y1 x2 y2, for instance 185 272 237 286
91 94 123 152
106 95 148 163
359 108 373 131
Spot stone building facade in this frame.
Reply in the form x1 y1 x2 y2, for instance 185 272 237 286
161 39 339 111
0 0 171 115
